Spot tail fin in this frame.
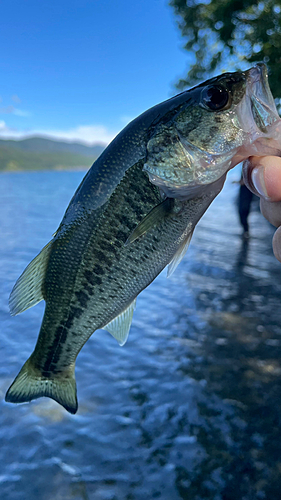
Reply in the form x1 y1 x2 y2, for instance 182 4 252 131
5 357 78 414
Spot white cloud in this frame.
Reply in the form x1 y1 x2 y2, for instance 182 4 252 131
0 123 118 145
0 105 15 114
0 105 30 117
11 94 21 104
13 108 30 117
40 125 117 144
0 120 16 133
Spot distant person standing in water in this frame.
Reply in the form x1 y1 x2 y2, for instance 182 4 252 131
238 173 254 238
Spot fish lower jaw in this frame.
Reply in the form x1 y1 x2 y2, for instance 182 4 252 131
145 170 227 200
144 155 234 200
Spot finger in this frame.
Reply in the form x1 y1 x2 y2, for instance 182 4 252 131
273 227 281 262
260 198 281 227
243 156 281 202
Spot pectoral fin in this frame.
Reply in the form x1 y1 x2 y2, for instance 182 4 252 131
102 299 137 346
167 226 194 278
125 197 174 245
9 240 52 316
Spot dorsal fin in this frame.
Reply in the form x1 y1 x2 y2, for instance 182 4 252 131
9 240 52 316
167 226 194 278
102 299 137 346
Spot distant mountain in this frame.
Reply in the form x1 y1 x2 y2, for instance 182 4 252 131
0 136 106 172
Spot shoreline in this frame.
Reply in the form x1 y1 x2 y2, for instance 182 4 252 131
0 166 90 174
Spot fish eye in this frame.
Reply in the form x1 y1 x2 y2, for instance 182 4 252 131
201 85 230 111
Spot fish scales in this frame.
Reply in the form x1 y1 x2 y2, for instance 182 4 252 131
34 160 220 375
6 63 281 413
6 158 223 413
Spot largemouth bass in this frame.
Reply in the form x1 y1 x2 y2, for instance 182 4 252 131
5 63 281 414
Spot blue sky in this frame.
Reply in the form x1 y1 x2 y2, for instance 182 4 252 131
0 0 191 145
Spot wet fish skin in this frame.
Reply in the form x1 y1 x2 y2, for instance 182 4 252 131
5 64 281 413
6 159 225 413
144 63 281 198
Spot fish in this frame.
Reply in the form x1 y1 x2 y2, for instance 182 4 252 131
5 63 281 414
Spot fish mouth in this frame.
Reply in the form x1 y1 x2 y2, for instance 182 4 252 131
144 64 281 201
233 62 281 161
245 63 279 133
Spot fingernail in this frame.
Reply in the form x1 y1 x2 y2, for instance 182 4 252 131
251 167 269 198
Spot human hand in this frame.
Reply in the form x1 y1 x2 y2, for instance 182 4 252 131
243 156 281 262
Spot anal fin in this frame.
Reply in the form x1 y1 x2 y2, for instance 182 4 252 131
167 225 194 278
102 299 137 346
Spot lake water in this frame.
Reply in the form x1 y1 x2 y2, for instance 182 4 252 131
0 170 281 500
